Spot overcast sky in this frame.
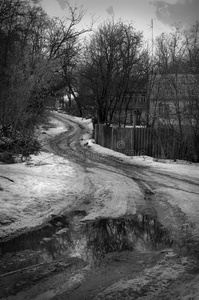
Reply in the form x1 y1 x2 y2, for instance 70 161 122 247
41 0 199 41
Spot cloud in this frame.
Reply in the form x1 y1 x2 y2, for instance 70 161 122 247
152 0 199 27
55 0 67 10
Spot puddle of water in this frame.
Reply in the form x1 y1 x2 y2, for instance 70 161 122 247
0 212 86 274
0 212 173 271
85 214 173 264
0 211 173 297
0 215 70 255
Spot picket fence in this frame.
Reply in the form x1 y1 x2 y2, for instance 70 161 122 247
94 124 196 161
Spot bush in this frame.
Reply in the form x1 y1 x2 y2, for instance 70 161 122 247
0 152 15 164
0 135 41 163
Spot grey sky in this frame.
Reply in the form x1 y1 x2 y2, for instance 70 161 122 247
153 0 199 27
41 0 199 39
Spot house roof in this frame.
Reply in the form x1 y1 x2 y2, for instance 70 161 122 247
149 73 199 100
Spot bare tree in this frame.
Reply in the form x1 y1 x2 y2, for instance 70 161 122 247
150 23 199 161
0 0 90 160
79 19 150 124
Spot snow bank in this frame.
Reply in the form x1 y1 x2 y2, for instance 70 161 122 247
54 112 199 186
0 152 79 238
0 116 82 239
82 131 199 181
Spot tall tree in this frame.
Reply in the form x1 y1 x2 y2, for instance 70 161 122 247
150 23 199 161
0 0 89 159
79 19 149 124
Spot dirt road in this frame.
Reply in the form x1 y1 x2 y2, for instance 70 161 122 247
52 113 199 247
1 113 199 300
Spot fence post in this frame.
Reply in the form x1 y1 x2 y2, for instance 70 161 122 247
101 124 104 147
98 124 102 146
172 131 175 160
152 128 156 158
143 127 146 155
111 126 114 150
94 124 98 143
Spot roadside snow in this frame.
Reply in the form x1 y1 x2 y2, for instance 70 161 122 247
0 117 84 239
0 152 81 238
77 121 199 181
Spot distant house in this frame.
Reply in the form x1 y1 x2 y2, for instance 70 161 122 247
59 92 78 109
108 76 149 126
149 74 199 126
110 89 148 126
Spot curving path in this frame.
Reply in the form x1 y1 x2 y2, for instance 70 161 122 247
52 112 199 247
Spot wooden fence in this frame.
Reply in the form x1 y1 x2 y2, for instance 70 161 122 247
94 124 197 161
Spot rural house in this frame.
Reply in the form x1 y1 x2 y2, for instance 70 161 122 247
109 77 149 126
110 90 148 126
149 73 199 126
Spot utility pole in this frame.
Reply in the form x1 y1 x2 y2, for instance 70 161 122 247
151 18 154 65
146 19 154 127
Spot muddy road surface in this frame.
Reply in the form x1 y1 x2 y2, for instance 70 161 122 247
1 113 199 300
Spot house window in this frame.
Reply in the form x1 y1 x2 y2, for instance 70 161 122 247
159 103 169 118
133 94 138 103
140 94 146 103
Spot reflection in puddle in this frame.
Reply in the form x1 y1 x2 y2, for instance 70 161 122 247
0 213 173 270
85 214 173 264
0 212 173 297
